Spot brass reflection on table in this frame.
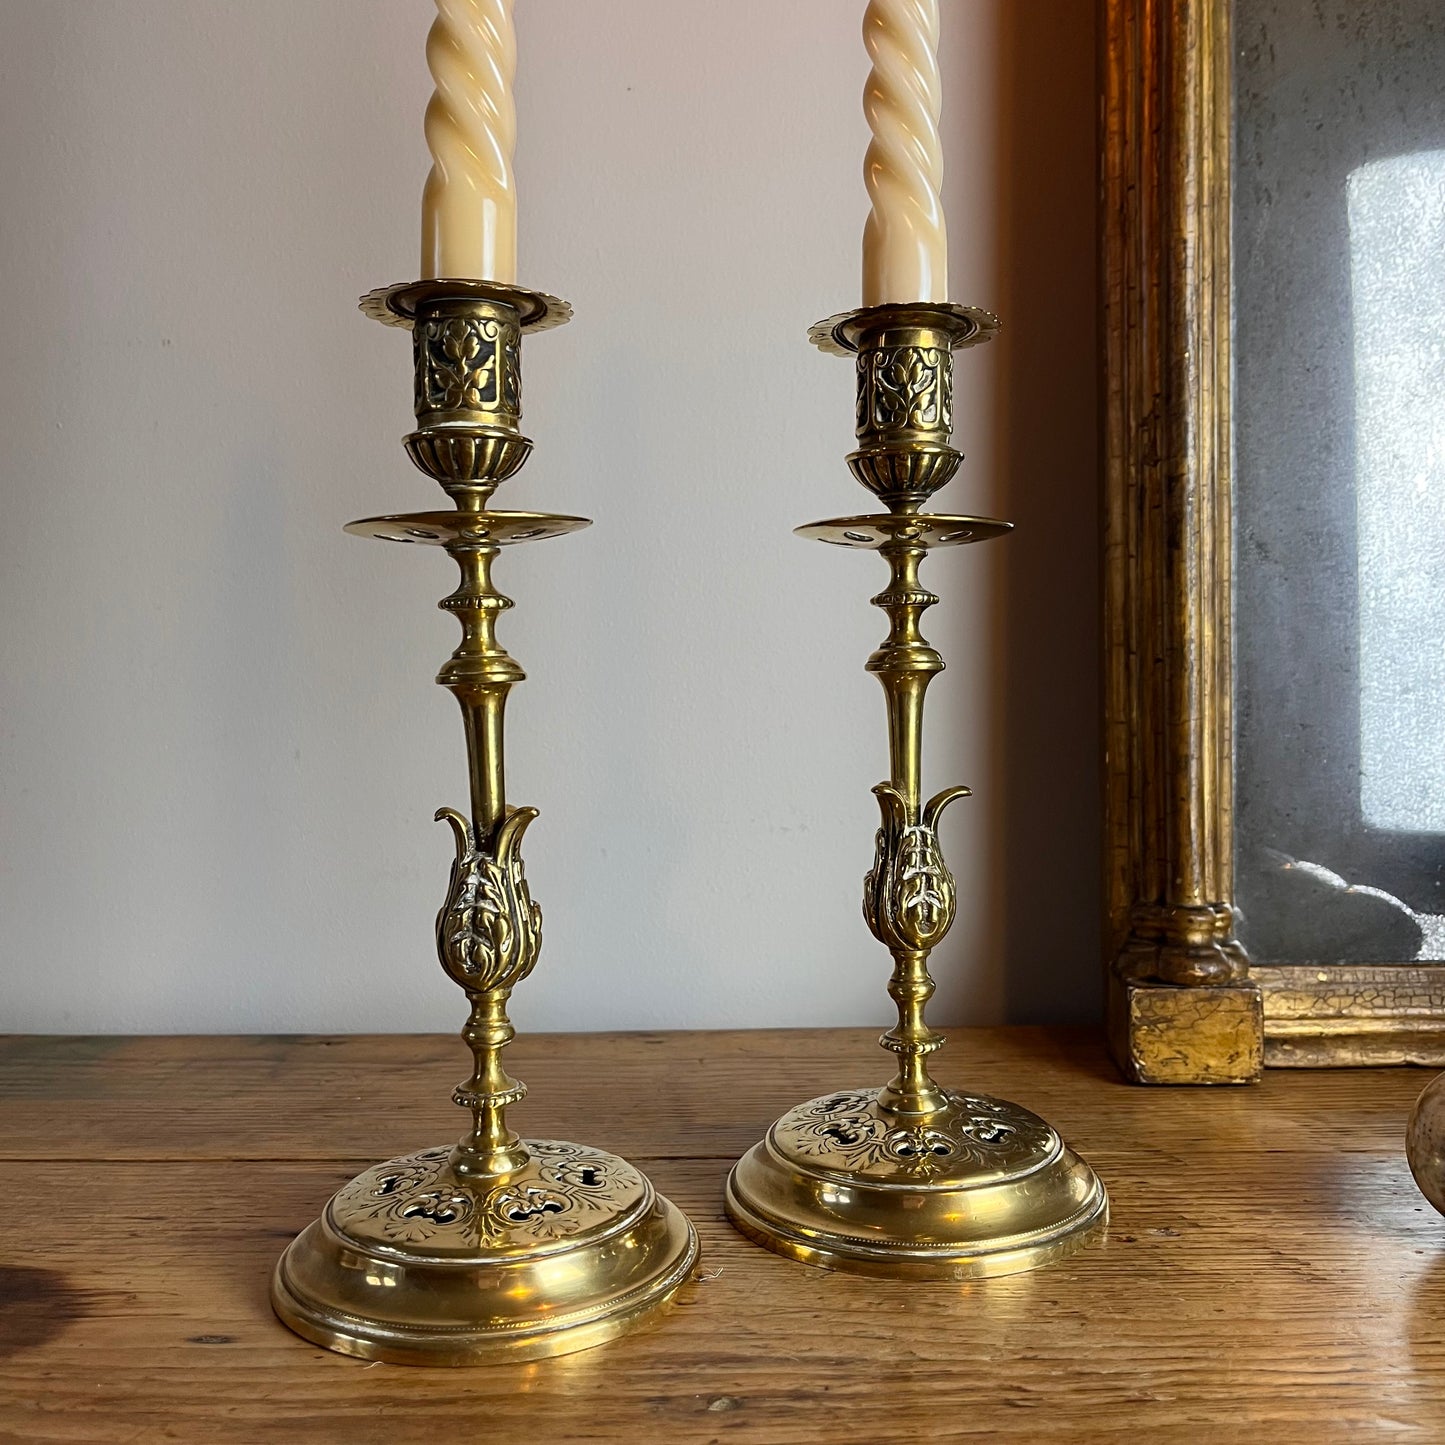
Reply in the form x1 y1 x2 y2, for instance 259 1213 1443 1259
270 279 698 1365
725 303 1108 1278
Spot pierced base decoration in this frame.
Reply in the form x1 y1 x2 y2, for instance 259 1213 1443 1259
726 1087 1107 1280
273 1139 699 1367
330 1142 645 1255
772 1087 1057 1182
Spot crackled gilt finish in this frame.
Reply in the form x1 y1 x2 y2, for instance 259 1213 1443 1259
1101 0 1441 1075
1102 0 1266 1083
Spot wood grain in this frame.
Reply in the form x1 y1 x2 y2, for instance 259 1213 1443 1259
1 1027 1443 1442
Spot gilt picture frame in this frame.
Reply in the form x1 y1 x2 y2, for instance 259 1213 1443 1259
1100 0 1445 1081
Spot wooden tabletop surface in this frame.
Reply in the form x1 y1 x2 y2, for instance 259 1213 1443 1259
1 1026 1443 1443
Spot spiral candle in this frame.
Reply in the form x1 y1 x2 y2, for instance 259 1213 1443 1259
861 0 947 306
421 0 518 282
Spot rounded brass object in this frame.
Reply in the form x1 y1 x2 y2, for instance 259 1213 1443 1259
847 443 962 501
344 510 591 547
796 513 1013 549
404 428 534 487
726 1088 1107 1279
273 1140 699 1365
1408 1072 1445 1216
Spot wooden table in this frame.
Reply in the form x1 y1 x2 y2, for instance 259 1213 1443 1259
2 1027 1443 1442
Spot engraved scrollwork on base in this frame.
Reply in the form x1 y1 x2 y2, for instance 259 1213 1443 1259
434 806 542 994
862 783 969 953
333 1143 646 1251
771 1088 1057 1181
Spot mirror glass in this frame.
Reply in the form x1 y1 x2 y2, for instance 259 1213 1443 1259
1233 0 1445 962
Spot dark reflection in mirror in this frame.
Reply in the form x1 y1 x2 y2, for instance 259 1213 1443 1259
1234 0 1445 962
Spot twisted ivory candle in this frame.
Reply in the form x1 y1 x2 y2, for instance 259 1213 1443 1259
421 0 517 282
861 0 947 306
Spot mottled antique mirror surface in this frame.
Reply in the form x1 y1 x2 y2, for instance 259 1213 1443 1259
1233 2 1445 967
1102 0 1445 1080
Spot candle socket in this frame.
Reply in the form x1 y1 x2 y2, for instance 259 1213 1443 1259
725 301 1108 1279
270 278 698 1365
848 306 963 508
407 294 529 503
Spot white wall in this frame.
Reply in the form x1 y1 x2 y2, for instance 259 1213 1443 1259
0 0 1099 1034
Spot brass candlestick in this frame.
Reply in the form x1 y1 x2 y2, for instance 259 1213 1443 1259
726 302 1107 1278
271 279 698 1364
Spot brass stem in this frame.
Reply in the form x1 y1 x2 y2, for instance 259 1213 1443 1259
868 539 949 1117
870 540 940 808
441 544 521 841
454 988 528 1178
410 293 544 1181
849 321 966 1120
439 542 530 1175
880 950 946 1115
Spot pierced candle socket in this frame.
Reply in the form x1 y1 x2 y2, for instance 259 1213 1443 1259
725 302 1108 1279
270 279 698 1365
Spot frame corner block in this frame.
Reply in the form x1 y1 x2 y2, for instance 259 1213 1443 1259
1108 973 1264 1085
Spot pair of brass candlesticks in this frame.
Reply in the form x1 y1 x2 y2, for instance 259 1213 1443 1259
270 278 1107 1365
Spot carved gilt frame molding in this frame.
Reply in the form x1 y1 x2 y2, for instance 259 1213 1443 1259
1102 0 1445 1080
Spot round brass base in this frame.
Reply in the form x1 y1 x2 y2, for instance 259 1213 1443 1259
272 1140 699 1365
725 1087 1107 1279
